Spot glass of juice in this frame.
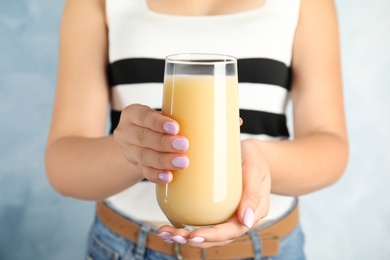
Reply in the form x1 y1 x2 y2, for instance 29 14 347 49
156 53 242 230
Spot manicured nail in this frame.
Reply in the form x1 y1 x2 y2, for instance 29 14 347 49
172 235 187 244
189 237 205 243
163 122 178 135
243 208 254 229
157 232 171 240
172 156 189 168
158 172 172 183
172 138 189 151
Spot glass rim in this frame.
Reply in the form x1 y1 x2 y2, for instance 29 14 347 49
166 53 237 65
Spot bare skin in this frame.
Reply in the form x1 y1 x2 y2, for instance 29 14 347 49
45 0 348 249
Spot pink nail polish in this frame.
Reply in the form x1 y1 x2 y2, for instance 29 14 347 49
172 138 189 151
189 237 205 243
158 172 172 183
164 238 175 243
157 232 171 240
172 235 187 244
163 122 178 135
172 156 189 168
243 208 254 228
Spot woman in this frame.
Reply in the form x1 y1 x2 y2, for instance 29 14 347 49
45 0 349 259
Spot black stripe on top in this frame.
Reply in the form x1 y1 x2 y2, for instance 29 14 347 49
239 109 289 137
108 59 164 85
110 109 289 138
108 58 291 90
238 59 291 90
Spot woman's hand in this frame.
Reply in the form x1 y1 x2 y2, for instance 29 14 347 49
113 104 189 184
157 139 271 248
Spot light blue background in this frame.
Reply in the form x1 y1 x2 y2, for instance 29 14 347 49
0 0 389 259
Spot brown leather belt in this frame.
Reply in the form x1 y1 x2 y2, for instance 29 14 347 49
96 201 299 259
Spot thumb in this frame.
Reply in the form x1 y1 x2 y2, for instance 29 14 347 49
238 168 271 229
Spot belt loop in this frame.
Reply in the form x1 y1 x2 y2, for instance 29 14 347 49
249 230 262 260
134 224 151 260
175 243 206 260
174 243 184 260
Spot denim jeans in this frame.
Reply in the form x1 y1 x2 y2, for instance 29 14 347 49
85 202 305 260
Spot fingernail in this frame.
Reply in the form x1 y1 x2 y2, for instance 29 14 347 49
163 122 178 135
158 172 172 183
164 238 175 243
172 235 187 244
157 232 171 240
243 208 254 229
172 156 189 168
172 138 189 151
189 237 205 243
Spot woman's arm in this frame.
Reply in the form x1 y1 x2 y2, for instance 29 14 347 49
46 0 189 201
251 0 349 196
45 0 139 200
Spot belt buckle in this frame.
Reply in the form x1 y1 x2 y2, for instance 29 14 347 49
174 243 206 260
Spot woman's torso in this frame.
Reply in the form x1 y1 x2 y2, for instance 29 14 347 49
105 0 301 227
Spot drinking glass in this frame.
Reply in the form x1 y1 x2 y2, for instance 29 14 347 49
156 53 242 230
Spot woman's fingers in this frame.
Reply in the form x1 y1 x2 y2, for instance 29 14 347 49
113 104 191 181
125 124 189 152
157 216 245 248
157 226 191 244
140 166 173 184
190 217 247 242
126 146 189 170
115 104 187 154
124 104 179 134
